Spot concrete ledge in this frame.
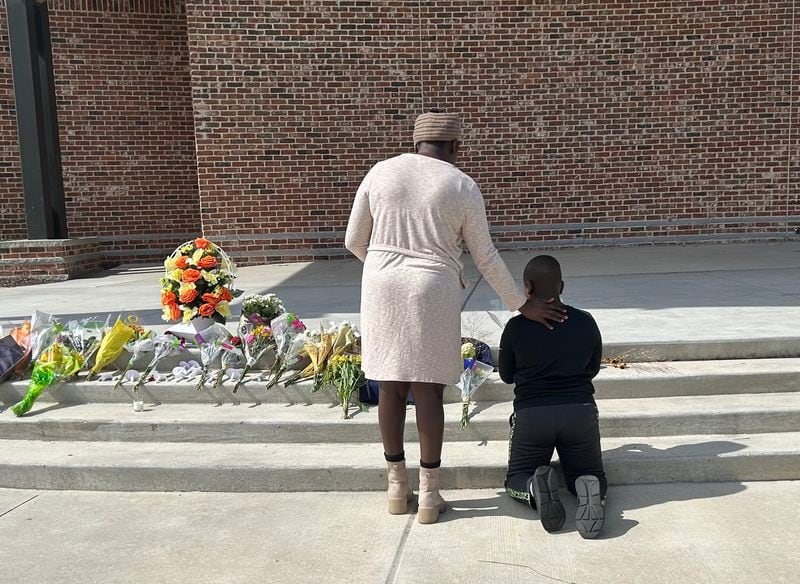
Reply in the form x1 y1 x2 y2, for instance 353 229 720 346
602 338 800 362
0 238 108 287
0 432 797 492
2 358 798 406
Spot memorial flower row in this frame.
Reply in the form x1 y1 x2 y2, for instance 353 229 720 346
2 305 365 419
0 238 494 423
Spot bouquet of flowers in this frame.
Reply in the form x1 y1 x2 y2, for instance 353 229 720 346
65 317 108 369
240 293 285 326
160 238 241 324
284 322 359 390
457 342 494 428
12 336 84 416
28 311 60 361
87 316 139 380
212 336 245 393
194 323 231 392
281 328 322 386
322 354 366 419
283 331 330 389
232 324 274 394
113 325 156 391
265 312 306 389
131 334 184 394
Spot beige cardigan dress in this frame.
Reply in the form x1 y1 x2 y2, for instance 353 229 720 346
345 153 526 386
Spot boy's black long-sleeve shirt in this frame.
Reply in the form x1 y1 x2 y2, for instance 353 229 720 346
499 305 602 410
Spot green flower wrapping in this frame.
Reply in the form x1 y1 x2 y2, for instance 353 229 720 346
12 343 83 416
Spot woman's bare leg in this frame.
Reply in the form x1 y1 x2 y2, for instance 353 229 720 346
411 382 445 466
379 381 411 459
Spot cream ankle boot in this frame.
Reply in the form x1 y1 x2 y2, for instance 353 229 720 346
387 461 414 515
417 467 446 524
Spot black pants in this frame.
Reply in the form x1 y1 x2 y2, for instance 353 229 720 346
505 402 607 504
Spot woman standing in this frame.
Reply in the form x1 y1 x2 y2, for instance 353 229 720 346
345 111 565 524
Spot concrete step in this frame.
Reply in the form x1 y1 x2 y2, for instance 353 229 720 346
4 393 800 443
2 358 799 406
0 432 797 492
529 336 800 364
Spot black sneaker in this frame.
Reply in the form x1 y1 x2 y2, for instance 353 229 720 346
527 466 566 532
575 475 605 539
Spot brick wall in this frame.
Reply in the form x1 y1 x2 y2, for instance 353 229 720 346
187 0 798 264
0 0 198 261
48 0 199 260
0 9 26 240
1 1 797 264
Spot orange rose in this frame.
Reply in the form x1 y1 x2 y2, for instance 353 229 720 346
180 289 199 304
195 238 211 249
161 290 176 306
198 303 216 317
169 303 181 321
175 256 190 269
182 269 202 283
219 288 233 302
197 255 218 269
201 293 220 306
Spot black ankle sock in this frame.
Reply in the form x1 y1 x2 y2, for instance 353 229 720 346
384 451 405 463
420 459 441 469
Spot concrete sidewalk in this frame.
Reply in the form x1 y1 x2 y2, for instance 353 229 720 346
1 482 799 584
0 241 799 348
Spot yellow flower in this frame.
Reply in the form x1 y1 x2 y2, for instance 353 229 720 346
162 305 174 322
201 270 219 285
180 244 193 254
182 306 198 323
164 256 177 271
169 268 184 283
216 301 232 318
178 282 196 295
191 248 205 266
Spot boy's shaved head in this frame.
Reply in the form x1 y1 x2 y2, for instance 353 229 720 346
523 255 564 299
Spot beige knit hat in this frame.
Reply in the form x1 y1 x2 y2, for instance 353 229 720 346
413 111 462 145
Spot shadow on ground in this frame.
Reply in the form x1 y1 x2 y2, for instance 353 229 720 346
438 440 748 540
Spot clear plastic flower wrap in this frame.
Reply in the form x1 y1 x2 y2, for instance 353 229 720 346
131 334 184 395
65 317 108 368
232 323 273 394
284 321 359 391
212 336 245 393
113 328 156 391
265 312 306 389
457 352 494 428
28 311 59 362
194 323 231 392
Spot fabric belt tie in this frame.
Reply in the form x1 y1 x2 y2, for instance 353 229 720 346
367 244 469 289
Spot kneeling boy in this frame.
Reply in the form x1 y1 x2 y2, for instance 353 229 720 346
500 255 607 538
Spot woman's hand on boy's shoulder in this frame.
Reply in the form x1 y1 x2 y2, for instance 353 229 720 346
518 297 567 330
